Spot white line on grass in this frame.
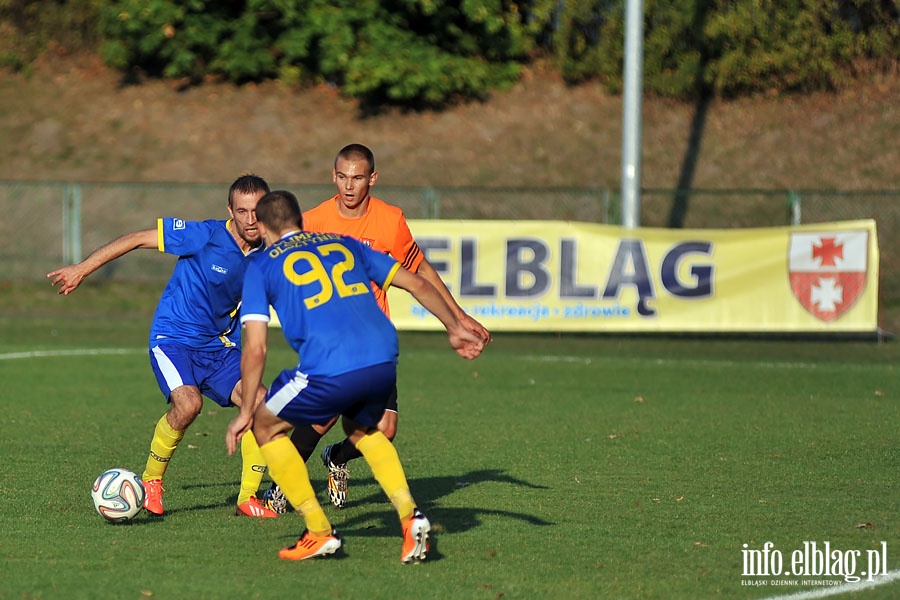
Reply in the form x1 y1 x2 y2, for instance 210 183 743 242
5 348 881 375
383 350 885 371
0 348 143 361
759 569 900 600
517 354 885 371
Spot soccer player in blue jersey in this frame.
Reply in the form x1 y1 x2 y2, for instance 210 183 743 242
48 174 279 518
225 190 485 561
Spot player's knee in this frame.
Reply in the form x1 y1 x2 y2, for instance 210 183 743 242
167 405 199 430
168 393 202 429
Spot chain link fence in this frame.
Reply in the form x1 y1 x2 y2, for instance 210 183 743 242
2 181 897 329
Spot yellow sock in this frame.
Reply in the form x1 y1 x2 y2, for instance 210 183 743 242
237 430 267 505
261 436 331 535
355 431 416 521
142 414 184 482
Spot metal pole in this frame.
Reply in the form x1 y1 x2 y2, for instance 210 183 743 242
621 0 644 228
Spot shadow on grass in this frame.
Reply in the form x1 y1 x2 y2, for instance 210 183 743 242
169 469 552 542
322 468 553 539
135 500 234 518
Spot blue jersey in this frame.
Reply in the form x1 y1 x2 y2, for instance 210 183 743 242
241 231 402 377
150 218 256 351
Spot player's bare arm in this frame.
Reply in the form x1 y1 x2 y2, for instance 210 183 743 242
391 267 485 360
416 258 492 343
47 228 159 295
226 320 268 456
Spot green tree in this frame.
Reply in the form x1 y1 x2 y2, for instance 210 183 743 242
100 1 265 81
3 0 896 104
98 0 558 106
552 0 898 98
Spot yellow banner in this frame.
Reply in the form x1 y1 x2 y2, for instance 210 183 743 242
385 219 879 333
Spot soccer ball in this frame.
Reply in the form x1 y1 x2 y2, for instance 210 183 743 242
91 468 145 522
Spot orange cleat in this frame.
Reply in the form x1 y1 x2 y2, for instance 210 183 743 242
236 496 278 518
143 479 165 515
278 530 342 561
400 509 431 563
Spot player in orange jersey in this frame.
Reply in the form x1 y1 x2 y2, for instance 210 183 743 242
263 144 491 512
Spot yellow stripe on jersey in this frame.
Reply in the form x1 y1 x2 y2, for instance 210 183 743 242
382 262 402 290
157 218 165 252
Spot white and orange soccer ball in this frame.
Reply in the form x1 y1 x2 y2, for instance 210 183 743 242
91 468 145 522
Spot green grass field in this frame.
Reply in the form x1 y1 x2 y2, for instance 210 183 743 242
1 285 898 599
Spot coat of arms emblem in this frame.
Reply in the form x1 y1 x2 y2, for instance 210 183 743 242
788 231 869 322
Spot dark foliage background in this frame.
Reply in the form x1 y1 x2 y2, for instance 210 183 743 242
1 0 897 107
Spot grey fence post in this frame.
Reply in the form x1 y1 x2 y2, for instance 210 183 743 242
62 184 83 264
424 187 439 219
601 187 611 223
787 191 801 225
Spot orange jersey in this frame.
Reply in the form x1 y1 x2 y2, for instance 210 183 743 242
303 195 424 317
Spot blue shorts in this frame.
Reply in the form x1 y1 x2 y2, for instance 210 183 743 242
149 343 241 407
265 362 396 428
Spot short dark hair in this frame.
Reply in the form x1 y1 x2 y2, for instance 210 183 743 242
334 143 375 174
256 190 303 231
228 174 270 207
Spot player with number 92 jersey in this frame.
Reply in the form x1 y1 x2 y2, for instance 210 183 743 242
241 231 402 377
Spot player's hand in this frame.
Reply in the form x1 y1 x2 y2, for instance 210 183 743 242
449 327 486 360
226 413 254 456
459 312 492 345
46 265 86 295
